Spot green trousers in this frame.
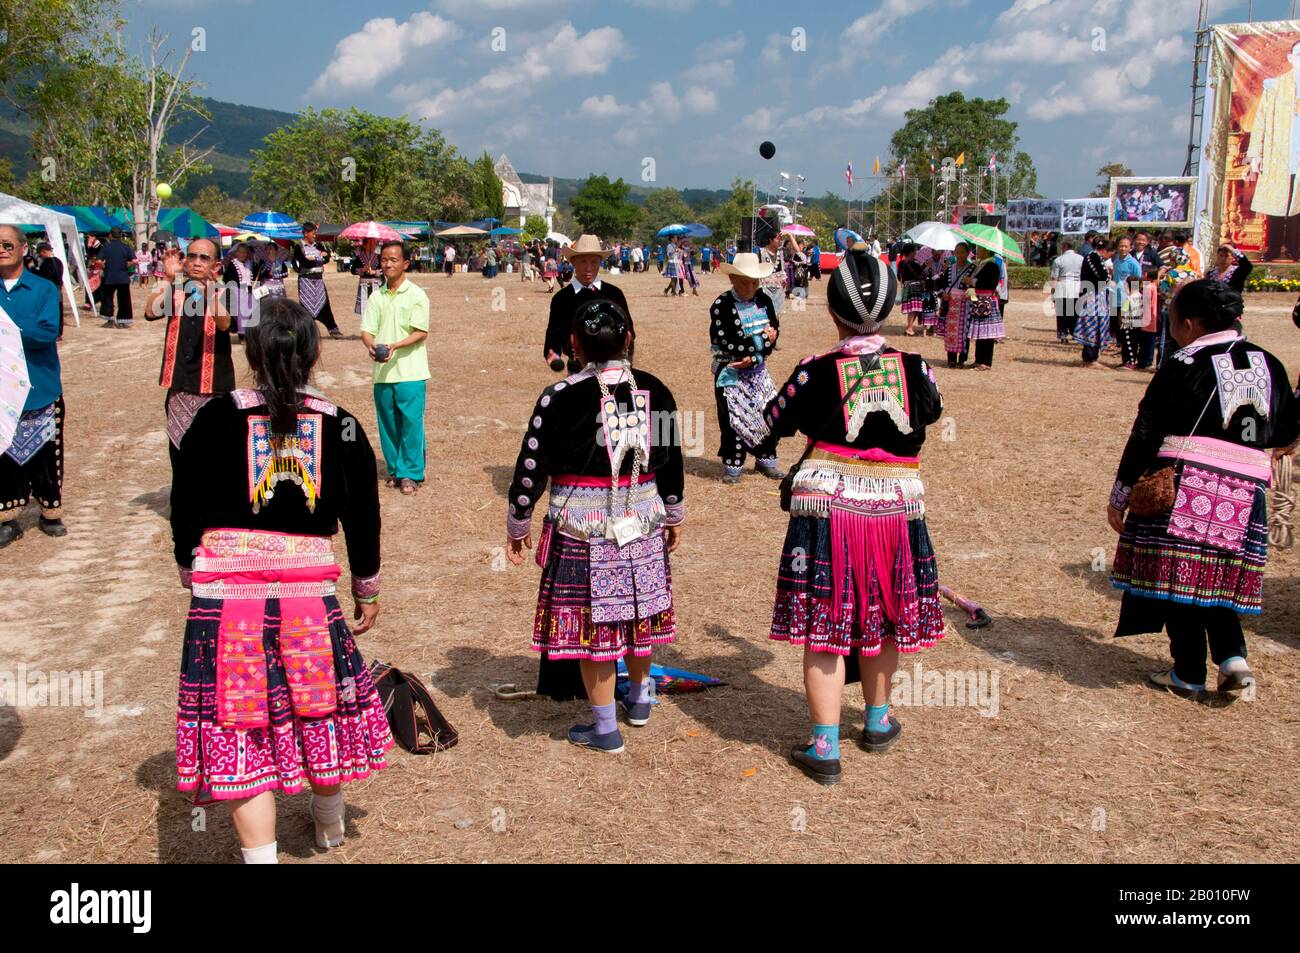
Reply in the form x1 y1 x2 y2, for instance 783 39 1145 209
373 380 426 482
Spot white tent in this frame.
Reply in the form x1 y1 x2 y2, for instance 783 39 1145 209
0 192 92 326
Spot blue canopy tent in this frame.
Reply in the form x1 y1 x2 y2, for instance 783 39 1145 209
382 220 430 238
45 205 133 235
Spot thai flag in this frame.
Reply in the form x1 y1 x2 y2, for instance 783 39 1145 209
845 162 853 187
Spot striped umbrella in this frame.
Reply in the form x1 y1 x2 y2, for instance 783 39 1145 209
337 221 409 242
950 222 1024 264
237 211 303 240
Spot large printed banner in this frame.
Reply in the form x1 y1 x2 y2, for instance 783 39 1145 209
1198 20 1300 262
1005 199 1062 232
1110 178 1195 229
1060 198 1111 234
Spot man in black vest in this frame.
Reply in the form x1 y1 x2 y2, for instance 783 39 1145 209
542 234 630 373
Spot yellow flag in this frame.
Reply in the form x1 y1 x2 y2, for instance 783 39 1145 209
955 152 966 167
873 156 880 176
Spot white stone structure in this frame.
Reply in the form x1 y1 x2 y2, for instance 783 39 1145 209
496 154 555 231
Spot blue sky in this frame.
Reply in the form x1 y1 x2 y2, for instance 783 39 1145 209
120 0 1289 201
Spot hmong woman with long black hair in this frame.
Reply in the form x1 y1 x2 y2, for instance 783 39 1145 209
505 299 685 754
1108 279 1298 700
170 297 392 862
764 245 947 785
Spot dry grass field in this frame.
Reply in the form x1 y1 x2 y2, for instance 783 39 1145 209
1 266 1297 863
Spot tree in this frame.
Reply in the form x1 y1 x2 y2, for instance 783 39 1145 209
0 158 15 194
470 152 505 222
704 178 756 244
250 108 468 223
637 187 694 243
797 206 837 249
0 0 117 110
521 214 548 242
875 91 1041 227
189 185 249 226
1091 162 1133 197
569 174 639 239
22 31 212 244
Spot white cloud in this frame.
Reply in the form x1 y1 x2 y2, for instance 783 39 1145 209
699 32 746 59
845 0 942 45
434 0 565 12
684 87 718 114
982 30 1093 64
649 82 682 120
580 94 630 118
397 22 626 122
310 13 461 95
683 60 735 86
761 33 784 65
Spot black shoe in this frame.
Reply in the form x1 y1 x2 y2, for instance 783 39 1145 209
328 328 344 338
755 461 787 480
858 715 903 753
0 520 21 548
789 744 841 785
38 516 67 538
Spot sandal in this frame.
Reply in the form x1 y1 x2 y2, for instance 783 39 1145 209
384 477 398 488
400 478 418 496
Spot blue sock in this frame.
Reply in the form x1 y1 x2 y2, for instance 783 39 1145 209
1169 671 1205 691
805 724 840 760
866 703 890 734
592 702 618 735
627 677 651 705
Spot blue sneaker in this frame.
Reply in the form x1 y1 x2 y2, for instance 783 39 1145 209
567 723 625 754
619 698 652 727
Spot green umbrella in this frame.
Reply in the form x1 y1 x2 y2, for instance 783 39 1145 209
951 222 1024 264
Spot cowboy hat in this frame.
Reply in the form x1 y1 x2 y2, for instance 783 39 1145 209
718 252 776 280
560 234 609 259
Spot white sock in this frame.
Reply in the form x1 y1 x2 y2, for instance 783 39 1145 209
241 841 278 864
311 791 344 824
1219 656 1249 674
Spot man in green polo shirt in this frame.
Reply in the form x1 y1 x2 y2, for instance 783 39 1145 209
360 241 429 495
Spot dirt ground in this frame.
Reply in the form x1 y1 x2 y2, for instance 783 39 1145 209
1 266 1297 864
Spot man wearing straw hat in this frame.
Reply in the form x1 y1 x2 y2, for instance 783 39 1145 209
542 234 630 373
711 252 785 483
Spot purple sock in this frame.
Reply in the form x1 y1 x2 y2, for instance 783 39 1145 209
592 702 618 735
627 677 651 705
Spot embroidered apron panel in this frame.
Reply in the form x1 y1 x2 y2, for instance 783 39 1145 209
1167 465 1256 554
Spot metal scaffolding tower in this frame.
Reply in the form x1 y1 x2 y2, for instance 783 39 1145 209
1183 0 1213 177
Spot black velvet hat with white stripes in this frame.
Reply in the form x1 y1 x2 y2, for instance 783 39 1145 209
827 246 897 334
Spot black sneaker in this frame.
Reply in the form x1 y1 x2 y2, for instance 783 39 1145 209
38 516 67 538
0 520 21 548
858 715 903 753
789 744 841 785
755 460 787 480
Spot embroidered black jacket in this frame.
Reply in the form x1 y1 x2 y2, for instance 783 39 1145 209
765 343 944 457
170 390 381 585
506 365 685 538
